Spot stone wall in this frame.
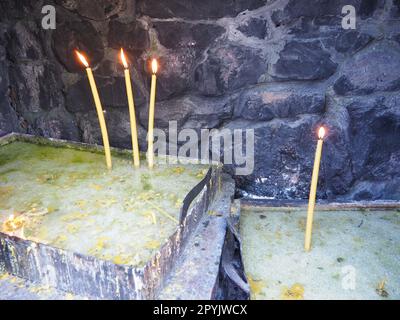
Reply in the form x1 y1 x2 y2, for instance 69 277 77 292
0 0 399 200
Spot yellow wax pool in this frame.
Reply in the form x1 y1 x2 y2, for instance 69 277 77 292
0 141 208 267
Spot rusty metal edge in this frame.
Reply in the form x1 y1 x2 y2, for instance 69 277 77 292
240 199 400 211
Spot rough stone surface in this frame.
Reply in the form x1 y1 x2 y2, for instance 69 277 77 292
0 0 43 21
57 0 127 21
334 42 400 95
138 95 233 133
52 18 104 72
234 84 325 121
66 75 145 113
76 108 147 150
229 115 323 199
35 107 80 141
137 0 271 19
271 0 380 26
237 18 268 39
391 0 400 18
344 95 400 200
270 40 337 81
195 45 266 96
334 30 373 54
154 22 225 52
108 20 149 57
0 0 399 200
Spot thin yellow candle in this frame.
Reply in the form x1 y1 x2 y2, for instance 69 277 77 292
304 126 326 251
120 49 140 167
76 50 112 169
147 58 158 169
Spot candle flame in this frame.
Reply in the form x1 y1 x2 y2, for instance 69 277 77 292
120 48 128 69
151 58 158 74
318 126 326 139
75 50 89 68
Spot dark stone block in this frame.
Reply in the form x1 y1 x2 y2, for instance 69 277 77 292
154 21 225 51
347 95 400 183
0 60 23 134
272 0 379 26
392 0 400 18
349 179 400 200
66 75 145 113
232 102 356 199
334 42 400 95
150 22 225 100
76 108 147 149
334 30 373 54
394 33 400 46
138 95 233 133
38 63 65 111
8 62 64 113
141 51 195 101
108 20 149 57
270 40 337 81
56 0 126 20
237 18 268 39
234 84 325 121
137 0 270 19
35 107 80 141
194 45 265 96
0 0 42 21
5 21 44 62
321 104 354 197
52 19 104 73
230 115 324 199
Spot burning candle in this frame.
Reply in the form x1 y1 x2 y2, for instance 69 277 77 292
147 58 158 169
120 49 140 167
304 126 326 252
76 50 112 170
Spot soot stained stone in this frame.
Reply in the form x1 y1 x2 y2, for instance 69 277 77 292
52 19 104 73
233 110 354 199
65 75 145 113
76 108 147 149
230 115 324 199
334 30 373 54
8 62 64 114
271 0 379 26
0 58 23 134
334 42 400 95
270 40 337 81
154 22 225 51
347 96 400 182
56 0 126 20
146 51 196 101
391 0 400 18
108 20 149 56
6 22 44 62
151 22 225 100
194 45 265 96
234 84 325 121
0 0 42 21
237 18 268 39
341 95 400 200
137 0 270 19
321 101 354 197
138 95 233 132
36 107 80 141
